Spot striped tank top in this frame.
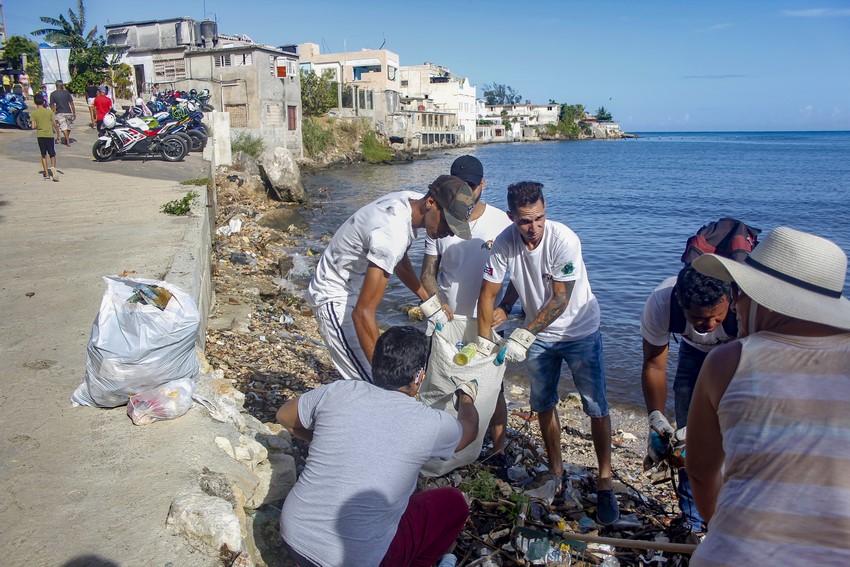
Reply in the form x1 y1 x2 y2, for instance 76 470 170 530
691 331 850 566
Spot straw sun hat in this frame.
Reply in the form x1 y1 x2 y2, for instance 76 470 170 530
692 226 850 330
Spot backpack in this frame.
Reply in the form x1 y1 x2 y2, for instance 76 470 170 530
669 218 760 335
680 217 761 264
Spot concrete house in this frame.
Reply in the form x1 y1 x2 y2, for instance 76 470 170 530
396 63 476 148
105 17 302 155
297 43 401 134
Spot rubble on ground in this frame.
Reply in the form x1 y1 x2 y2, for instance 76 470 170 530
205 169 697 566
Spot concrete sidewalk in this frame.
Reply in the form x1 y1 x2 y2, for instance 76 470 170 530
0 117 234 566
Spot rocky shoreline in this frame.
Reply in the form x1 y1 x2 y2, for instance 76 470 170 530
204 165 693 566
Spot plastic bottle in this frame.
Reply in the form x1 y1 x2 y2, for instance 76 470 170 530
437 553 457 567
453 343 477 365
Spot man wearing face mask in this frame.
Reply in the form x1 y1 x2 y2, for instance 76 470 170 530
306 175 474 383
639 264 736 535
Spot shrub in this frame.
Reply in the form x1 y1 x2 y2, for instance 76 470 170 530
231 131 264 158
302 117 334 157
161 191 198 215
361 131 392 163
179 177 210 186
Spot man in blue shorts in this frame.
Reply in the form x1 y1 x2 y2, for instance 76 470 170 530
477 181 618 524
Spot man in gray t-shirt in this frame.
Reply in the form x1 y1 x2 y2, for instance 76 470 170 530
49 80 76 146
277 326 479 567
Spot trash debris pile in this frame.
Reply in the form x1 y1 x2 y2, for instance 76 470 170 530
207 172 700 566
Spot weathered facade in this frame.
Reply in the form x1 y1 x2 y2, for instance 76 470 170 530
105 18 302 156
297 43 400 135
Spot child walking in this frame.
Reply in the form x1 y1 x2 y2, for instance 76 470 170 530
30 93 60 182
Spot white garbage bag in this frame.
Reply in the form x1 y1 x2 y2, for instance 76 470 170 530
72 276 200 408
419 316 506 476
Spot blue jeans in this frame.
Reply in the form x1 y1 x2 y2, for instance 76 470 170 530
526 329 609 418
673 341 708 531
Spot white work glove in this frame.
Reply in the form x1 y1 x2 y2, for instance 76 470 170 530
476 335 498 357
504 328 536 362
643 410 675 471
454 378 478 410
420 295 448 336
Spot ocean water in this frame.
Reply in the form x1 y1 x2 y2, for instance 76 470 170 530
300 131 850 408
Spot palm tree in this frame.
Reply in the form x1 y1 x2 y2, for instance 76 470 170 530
32 0 98 67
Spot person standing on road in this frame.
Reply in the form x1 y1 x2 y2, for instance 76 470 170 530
49 80 76 146
477 181 619 525
93 86 113 133
30 93 60 182
84 81 98 128
420 155 513 458
306 175 474 382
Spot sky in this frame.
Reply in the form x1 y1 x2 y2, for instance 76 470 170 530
4 0 850 131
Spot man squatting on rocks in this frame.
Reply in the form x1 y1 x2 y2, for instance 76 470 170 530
420 155 513 456
277 326 480 567
476 181 620 525
686 227 850 565
640 265 735 534
306 175 474 382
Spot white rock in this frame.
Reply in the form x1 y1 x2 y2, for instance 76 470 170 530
166 485 244 558
245 453 297 509
258 146 306 202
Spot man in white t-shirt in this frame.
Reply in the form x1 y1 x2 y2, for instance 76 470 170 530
306 175 475 382
421 155 513 457
277 326 479 567
476 181 619 525
640 264 735 533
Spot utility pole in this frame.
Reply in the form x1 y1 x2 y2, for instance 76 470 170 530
0 0 8 50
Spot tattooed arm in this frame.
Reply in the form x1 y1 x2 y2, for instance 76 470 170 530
525 280 574 335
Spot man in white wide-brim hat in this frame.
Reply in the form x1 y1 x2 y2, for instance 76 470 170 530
685 226 850 566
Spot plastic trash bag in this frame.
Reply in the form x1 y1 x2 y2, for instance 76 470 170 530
72 276 200 408
419 316 506 476
127 377 195 425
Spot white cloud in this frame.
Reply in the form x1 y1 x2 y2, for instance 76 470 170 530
683 113 691 122
781 8 850 17
800 105 814 119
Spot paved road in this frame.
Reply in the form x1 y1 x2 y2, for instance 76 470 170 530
0 104 224 566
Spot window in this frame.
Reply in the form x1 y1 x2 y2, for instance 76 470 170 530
154 58 186 80
287 106 297 130
225 104 248 127
358 89 373 110
239 53 252 66
214 54 232 68
400 80 408 87
352 65 381 81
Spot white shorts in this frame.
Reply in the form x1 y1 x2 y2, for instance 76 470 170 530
87 97 96 105
313 300 372 382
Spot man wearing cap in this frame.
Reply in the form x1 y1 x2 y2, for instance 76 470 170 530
306 175 474 382
49 80 76 146
420 155 513 456
93 86 112 133
687 227 850 566
476 181 619 525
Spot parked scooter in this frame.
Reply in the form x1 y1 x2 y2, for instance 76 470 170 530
92 112 188 162
0 93 32 130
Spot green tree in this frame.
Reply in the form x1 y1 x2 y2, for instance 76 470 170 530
595 105 613 122
300 69 339 117
2 36 40 69
32 0 107 91
483 83 522 105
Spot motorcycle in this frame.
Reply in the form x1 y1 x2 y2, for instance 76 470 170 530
92 112 188 162
0 94 32 130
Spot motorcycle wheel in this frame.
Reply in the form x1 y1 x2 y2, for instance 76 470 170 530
195 124 209 136
92 139 117 162
160 135 188 162
16 113 31 130
186 129 207 151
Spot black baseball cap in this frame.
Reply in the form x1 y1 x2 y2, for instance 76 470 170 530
450 155 484 187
